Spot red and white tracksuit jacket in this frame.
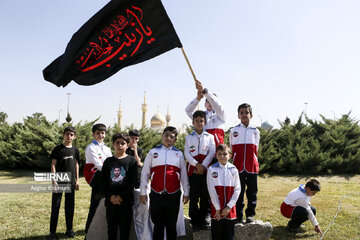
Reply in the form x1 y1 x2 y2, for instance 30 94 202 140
184 131 216 176
207 162 241 220
83 140 112 184
185 91 226 146
140 144 190 196
281 184 319 226
229 123 260 174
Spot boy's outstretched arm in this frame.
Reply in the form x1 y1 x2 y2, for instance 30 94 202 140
185 97 199 120
315 225 322 234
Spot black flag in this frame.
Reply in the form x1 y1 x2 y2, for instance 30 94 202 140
43 0 182 87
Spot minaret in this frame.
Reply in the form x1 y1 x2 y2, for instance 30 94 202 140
141 92 148 128
117 101 122 129
166 106 171 127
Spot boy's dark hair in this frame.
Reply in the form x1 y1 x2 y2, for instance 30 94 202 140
305 179 321 191
192 110 206 122
92 123 107 133
112 132 130 144
216 143 231 154
238 103 253 115
63 126 76 135
163 126 178 138
129 129 140 137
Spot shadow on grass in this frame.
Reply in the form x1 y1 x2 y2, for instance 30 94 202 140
272 226 318 240
4 230 85 240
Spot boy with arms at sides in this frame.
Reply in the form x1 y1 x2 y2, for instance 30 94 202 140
84 123 112 236
281 179 322 234
229 103 260 223
48 126 80 240
127 129 153 239
207 144 240 240
184 110 215 231
185 80 226 148
101 132 138 240
140 126 190 240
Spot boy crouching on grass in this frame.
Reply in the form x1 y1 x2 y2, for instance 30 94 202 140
207 144 240 240
280 179 322 234
48 126 80 240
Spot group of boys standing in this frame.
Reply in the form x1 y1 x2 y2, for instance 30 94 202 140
47 79 261 240
48 79 321 240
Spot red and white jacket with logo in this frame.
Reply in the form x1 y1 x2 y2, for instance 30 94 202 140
83 140 112 184
229 123 260 174
185 91 226 146
140 144 190 196
207 162 241 220
184 131 216 176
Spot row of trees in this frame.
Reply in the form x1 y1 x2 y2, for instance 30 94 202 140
0 111 359 174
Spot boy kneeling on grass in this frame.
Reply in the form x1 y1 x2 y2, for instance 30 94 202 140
280 179 322 234
207 144 241 240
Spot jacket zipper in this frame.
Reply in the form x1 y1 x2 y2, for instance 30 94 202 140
164 148 168 192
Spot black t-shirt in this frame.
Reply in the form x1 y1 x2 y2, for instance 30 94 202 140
101 155 138 206
126 147 143 188
50 144 80 183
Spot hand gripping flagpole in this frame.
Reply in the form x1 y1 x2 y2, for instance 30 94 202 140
181 48 197 82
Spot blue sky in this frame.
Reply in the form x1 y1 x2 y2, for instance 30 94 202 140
1 0 359 130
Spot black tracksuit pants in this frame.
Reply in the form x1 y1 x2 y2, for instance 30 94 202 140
288 206 316 228
85 188 102 233
49 190 75 234
211 218 235 240
150 190 181 240
105 202 133 240
189 173 209 226
236 171 258 220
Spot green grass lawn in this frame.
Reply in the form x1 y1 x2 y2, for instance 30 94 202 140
0 171 359 240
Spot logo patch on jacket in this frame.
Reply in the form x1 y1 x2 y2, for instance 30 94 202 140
212 172 218 178
153 153 159 158
189 145 195 153
233 131 238 137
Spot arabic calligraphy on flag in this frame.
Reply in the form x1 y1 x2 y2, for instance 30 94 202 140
43 0 182 87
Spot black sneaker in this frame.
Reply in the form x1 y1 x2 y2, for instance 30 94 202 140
65 229 75 238
48 233 58 240
246 216 255 223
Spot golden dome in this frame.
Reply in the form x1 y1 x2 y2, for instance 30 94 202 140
150 113 165 127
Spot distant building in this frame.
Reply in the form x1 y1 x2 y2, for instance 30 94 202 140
261 121 273 131
150 109 166 132
117 92 171 130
